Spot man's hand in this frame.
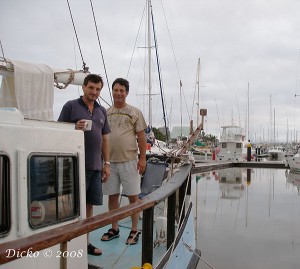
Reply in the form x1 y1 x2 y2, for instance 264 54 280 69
102 164 110 182
137 158 146 175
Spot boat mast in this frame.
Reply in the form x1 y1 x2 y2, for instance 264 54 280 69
247 82 250 140
180 80 183 138
196 58 200 127
270 94 272 143
147 0 152 127
274 107 276 143
150 0 169 143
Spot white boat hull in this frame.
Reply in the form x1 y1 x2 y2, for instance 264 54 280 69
287 155 300 173
216 125 245 162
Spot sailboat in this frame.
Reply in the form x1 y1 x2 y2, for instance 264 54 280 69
0 62 197 269
0 1 200 269
189 59 212 161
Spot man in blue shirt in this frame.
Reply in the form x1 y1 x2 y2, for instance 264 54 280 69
58 74 110 255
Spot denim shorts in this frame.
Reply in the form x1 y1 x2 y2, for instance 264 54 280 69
86 170 103 205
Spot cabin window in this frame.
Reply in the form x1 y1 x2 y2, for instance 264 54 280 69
222 143 227 148
28 155 79 228
0 155 10 236
236 143 242 148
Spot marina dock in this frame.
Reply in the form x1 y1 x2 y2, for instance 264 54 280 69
192 160 287 174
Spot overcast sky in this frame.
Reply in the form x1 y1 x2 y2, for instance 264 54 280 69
1 0 300 143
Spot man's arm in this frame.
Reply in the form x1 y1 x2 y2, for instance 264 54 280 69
101 134 110 182
136 130 147 175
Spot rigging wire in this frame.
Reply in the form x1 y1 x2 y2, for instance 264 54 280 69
0 39 5 58
150 2 169 142
293 49 300 142
159 0 181 81
72 37 81 97
215 98 221 138
160 0 191 122
126 4 146 79
191 62 199 122
89 0 112 105
235 95 241 126
66 0 88 72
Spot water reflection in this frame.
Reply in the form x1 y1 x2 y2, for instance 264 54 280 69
193 168 300 269
216 168 245 200
286 170 300 194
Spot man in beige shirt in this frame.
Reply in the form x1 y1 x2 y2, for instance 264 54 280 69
102 78 147 245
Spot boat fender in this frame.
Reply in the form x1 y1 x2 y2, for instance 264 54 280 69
131 263 152 269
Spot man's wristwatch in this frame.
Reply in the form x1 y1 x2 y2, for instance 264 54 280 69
104 161 110 166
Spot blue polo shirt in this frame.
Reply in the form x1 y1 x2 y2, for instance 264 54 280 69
58 97 110 170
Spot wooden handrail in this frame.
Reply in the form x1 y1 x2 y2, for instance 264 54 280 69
0 163 192 265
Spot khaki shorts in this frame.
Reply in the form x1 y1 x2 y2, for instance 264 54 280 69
103 160 141 196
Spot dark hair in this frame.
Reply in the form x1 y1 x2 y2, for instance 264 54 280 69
83 74 104 87
112 78 129 92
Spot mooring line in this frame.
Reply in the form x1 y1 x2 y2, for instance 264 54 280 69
183 242 216 269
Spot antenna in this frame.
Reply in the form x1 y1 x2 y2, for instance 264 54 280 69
247 82 250 140
236 96 241 126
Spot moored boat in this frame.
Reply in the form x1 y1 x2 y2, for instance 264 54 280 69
0 57 197 268
267 145 286 160
287 148 300 173
286 170 300 188
217 125 245 161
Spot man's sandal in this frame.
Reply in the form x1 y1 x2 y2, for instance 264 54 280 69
126 230 141 245
87 243 102 256
101 228 120 241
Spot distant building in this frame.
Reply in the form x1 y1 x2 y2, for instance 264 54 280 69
157 126 170 137
170 126 190 139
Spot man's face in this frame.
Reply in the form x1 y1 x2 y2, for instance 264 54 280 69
112 83 128 106
82 81 103 102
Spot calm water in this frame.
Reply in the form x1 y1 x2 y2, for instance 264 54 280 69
192 168 300 269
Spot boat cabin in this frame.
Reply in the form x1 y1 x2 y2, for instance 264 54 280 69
0 108 88 269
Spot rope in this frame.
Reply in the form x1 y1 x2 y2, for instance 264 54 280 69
0 57 13 71
109 230 141 269
183 242 216 269
66 0 88 72
89 0 112 105
54 69 75 89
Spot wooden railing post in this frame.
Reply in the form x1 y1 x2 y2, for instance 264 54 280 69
178 176 187 227
187 172 191 196
142 206 154 265
60 241 67 269
167 192 176 249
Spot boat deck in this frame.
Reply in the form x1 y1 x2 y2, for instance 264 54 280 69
88 198 167 269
